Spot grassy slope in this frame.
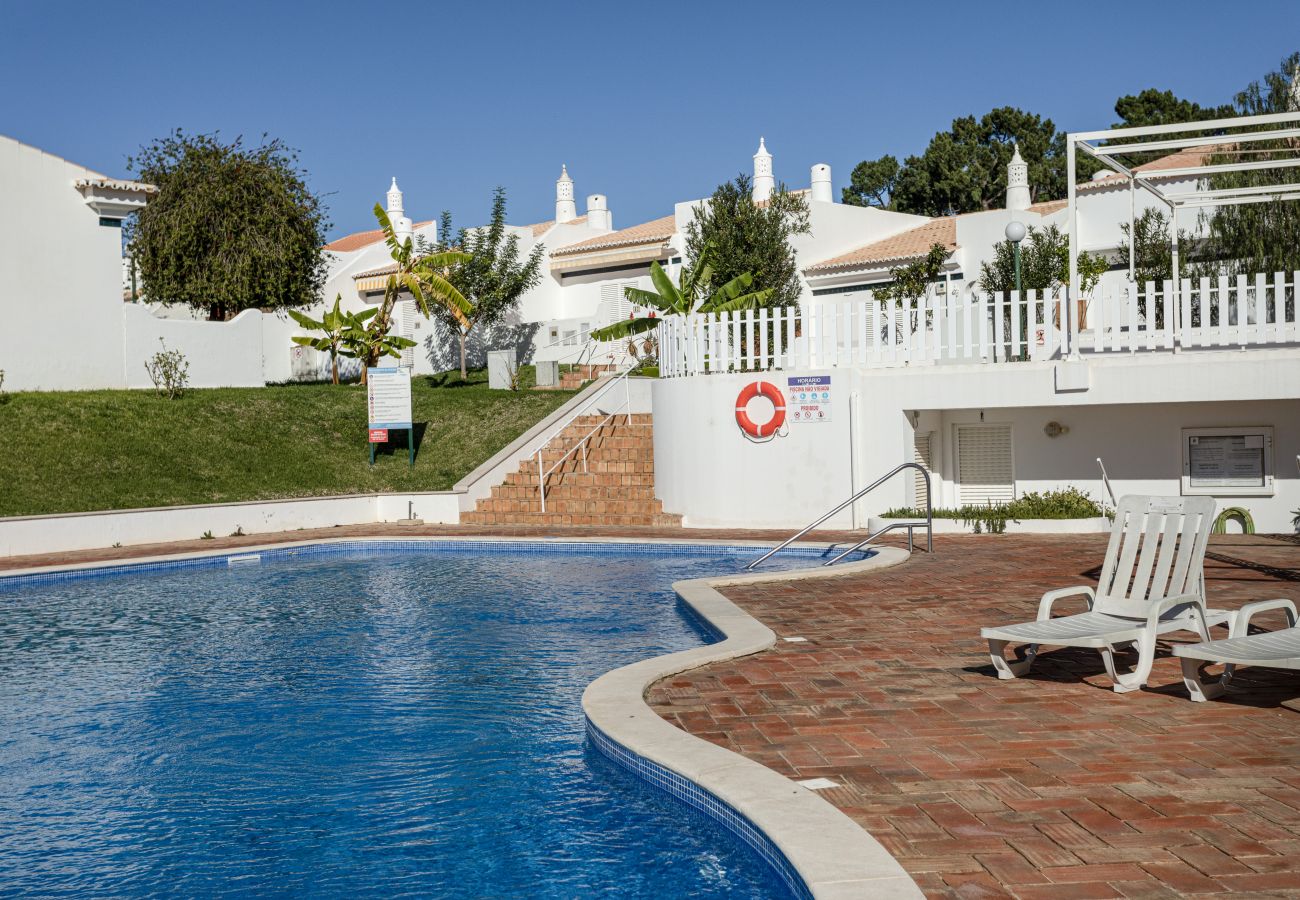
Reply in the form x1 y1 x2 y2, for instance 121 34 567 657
0 369 577 517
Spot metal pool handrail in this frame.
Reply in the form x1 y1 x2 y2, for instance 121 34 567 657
536 366 635 512
745 462 933 570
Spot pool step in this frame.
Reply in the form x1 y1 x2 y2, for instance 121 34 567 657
461 414 680 528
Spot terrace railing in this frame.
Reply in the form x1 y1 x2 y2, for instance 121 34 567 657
658 272 1299 377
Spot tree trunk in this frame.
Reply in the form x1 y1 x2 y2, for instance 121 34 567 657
459 331 468 381
330 352 339 385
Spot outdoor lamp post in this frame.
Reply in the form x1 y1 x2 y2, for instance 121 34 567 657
1005 220 1027 360
1004 220 1026 293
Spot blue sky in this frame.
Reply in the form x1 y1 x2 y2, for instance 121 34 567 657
3 1 1295 240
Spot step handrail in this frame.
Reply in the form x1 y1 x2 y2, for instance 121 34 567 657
536 366 635 512
745 462 933 570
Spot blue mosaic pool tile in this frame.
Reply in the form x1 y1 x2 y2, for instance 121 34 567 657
586 716 813 900
0 540 868 591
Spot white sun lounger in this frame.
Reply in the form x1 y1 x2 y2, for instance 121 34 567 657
1173 598 1300 701
981 495 1230 693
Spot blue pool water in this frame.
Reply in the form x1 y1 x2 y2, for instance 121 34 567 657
0 542 836 898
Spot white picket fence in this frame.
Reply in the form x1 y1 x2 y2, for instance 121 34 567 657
658 273 1299 377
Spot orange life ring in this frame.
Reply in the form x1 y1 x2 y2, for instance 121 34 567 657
735 381 786 439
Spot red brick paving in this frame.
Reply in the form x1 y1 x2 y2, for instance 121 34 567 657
648 533 1300 898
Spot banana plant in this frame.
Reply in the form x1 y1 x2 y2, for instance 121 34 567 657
288 295 374 384
339 316 417 380
590 243 773 342
367 204 471 370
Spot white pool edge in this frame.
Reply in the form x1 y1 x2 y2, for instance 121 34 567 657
583 547 923 900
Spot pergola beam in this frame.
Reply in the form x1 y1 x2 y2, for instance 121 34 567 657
1065 110 1300 359
1070 110 1300 142
1165 181 1300 202
1087 126 1300 158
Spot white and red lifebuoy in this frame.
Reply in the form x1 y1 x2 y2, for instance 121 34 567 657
735 381 786 440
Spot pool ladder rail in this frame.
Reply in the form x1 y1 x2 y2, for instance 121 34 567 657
745 462 933 570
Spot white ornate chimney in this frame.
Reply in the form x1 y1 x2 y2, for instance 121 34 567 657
810 163 833 203
1006 144 1030 212
556 165 577 223
586 194 611 231
387 177 414 244
752 137 774 203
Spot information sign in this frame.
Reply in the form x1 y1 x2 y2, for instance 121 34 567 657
786 375 832 423
367 368 414 467
1188 434 1265 488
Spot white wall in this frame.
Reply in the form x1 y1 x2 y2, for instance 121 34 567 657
653 351 1300 533
0 136 127 390
123 306 266 388
654 369 859 528
922 401 1300 533
0 492 462 558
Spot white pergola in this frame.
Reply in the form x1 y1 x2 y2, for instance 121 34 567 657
1063 110 1300 353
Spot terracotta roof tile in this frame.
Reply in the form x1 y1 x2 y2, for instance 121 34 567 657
551 214 676 257
528 215 587 237
1028 198 1068 214
804 218 957 274
324 220 434 253
1077 145 1230 192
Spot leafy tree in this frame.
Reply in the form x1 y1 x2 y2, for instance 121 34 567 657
125 131 329 320
428 188 545 380
888 108 1067 215
365 205 468 378
842 155 900 208
684 174 810 309
589 243 772 343
1199 52 1300 280
875 244 950 303
978 224 1106 296
1116 208 1198 287
1112 88 1236 133
288 295 375 384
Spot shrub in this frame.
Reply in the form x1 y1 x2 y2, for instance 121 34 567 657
144 338 190 399
884 487 1105 533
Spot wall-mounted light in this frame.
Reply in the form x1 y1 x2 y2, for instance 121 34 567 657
1044 421 1070 438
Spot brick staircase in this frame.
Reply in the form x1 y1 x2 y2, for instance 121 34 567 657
532 364 620 391
461 413 681 527
558 364 617 390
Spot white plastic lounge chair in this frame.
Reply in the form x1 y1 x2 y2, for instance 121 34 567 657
1173 598 1300 701
981 495 1230 693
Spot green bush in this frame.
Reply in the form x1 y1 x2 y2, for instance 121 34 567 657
883 487 1105 533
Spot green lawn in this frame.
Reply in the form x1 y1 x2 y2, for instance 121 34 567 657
0 368 578 517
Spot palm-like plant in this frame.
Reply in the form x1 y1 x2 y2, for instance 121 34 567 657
367 204 471 371
288 295 374 384
590 244 772 342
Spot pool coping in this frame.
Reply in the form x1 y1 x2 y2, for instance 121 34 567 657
0 535 922 898
584 546 923 900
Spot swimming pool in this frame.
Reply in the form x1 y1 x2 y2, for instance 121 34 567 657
0 541 841 897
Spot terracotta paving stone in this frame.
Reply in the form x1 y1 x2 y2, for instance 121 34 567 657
639 533 1300 898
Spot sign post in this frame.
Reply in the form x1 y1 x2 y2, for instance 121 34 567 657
367 367 414 467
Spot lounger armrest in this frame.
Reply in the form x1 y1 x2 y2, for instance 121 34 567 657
1037 586 1095 620
1143 593 1209 630
1230 598 1299 638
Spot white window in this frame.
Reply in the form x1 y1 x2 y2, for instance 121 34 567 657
1181 426 1274 497
397 300 416 368
913 431 934 508
955 424 1014 506
599 281 635 324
